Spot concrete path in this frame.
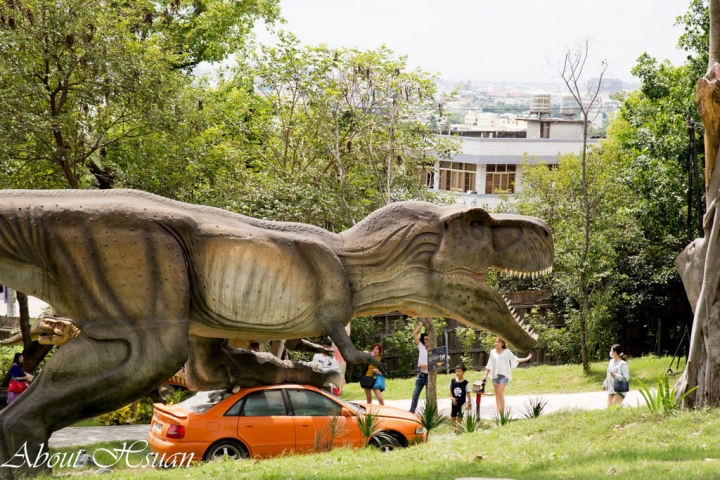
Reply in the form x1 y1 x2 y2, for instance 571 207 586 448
48 390 647 449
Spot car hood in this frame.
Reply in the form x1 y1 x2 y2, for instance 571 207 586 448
356 403 420 423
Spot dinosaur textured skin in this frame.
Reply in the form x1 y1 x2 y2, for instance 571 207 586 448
0 189 552 477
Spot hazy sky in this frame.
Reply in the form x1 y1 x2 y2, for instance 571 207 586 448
255 0 692 83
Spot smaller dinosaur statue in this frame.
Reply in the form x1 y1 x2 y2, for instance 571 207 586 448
1 317 80 346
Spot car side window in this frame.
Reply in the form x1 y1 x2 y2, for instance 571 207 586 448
287 390 341 416
240 390 287 416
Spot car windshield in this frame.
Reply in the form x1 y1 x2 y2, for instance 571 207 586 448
175 390 232 414
325 393 363 414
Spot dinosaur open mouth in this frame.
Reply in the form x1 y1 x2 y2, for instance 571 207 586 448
439 265 552 348
494 266 553 279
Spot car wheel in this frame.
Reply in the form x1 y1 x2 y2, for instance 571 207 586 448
205 440 248 461
370 434 401 452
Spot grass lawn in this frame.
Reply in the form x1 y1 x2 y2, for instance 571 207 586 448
46 355 708 479
340 354 685 401
51 404 720 479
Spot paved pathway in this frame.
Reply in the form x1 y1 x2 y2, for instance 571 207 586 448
48 390 647 448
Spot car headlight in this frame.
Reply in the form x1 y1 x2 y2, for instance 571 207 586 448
414 427 426 435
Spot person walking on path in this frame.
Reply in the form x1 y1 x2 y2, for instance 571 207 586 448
602 343 629 408
483 337 532 414
409 324 430 413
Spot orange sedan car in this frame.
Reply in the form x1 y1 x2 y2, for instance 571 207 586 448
147 384 425 462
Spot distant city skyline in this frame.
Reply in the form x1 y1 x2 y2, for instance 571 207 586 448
255 0 691 83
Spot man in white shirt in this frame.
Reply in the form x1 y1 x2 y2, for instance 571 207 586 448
409 324 430 413
311 338 339 370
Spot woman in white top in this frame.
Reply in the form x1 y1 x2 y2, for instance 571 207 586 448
602 343 629 408
483 337 532 413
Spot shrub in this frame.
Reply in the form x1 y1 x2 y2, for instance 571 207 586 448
523 396 549 419
637 373 697 414
97 405 135 426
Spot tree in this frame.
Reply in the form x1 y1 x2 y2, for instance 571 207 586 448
554 41 609 373
0 0 279 190
226 32 459 228
511 142 644 369
676 0 720 407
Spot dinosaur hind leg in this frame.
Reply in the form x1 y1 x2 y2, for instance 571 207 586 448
0 324 188 479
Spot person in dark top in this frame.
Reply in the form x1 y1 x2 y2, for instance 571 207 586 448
6 353 32 404
450 364 471 434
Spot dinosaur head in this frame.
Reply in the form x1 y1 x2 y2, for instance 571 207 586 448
426 206 553 351
341 202 553 352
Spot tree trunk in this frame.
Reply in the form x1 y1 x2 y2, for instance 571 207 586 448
420 317 437 405
676 4 720 407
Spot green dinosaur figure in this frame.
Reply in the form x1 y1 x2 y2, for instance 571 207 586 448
0 189 552 478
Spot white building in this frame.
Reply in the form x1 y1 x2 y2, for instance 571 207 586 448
427 116 598 209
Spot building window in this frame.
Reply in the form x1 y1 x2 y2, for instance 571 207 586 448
414 167 436 188
485 165 516 194
439 161 476 192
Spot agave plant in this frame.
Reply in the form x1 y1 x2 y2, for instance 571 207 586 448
314 412 348 452
415 400 450 441
460 412 487 434
492 407 513 426
522 396 549 419
356 409 384 447
637 373 697 414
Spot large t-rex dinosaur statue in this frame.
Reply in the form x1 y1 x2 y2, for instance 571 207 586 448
0 189 552 478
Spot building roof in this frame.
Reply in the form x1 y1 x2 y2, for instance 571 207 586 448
441 135 599 165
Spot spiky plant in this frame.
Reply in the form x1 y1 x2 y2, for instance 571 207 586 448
522 396 549 419
493 407 512 426
356 409 383 448
460 412 487 434
637 373 697 414
415 400 450 441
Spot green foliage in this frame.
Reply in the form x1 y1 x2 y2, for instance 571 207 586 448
522 396 549 419
355 410 383 448
455 326 477 367
414 400 450 441
97 405 136 426
0 0 278 192
637 373 697 414
56 408 720 479
133 398 155 425
0 346 22 380
226 32 459 228
460 412 488 434
314 413 347 452
97 397 156 425
511 147 644 363
493 407 513 426
165 388 195 405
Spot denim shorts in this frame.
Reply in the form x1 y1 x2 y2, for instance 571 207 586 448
493 374 509 385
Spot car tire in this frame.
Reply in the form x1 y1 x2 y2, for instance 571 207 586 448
370 434 401 452
205 439 248 461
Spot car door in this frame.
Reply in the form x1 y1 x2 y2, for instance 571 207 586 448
287 388 362 452
236 389 295 458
